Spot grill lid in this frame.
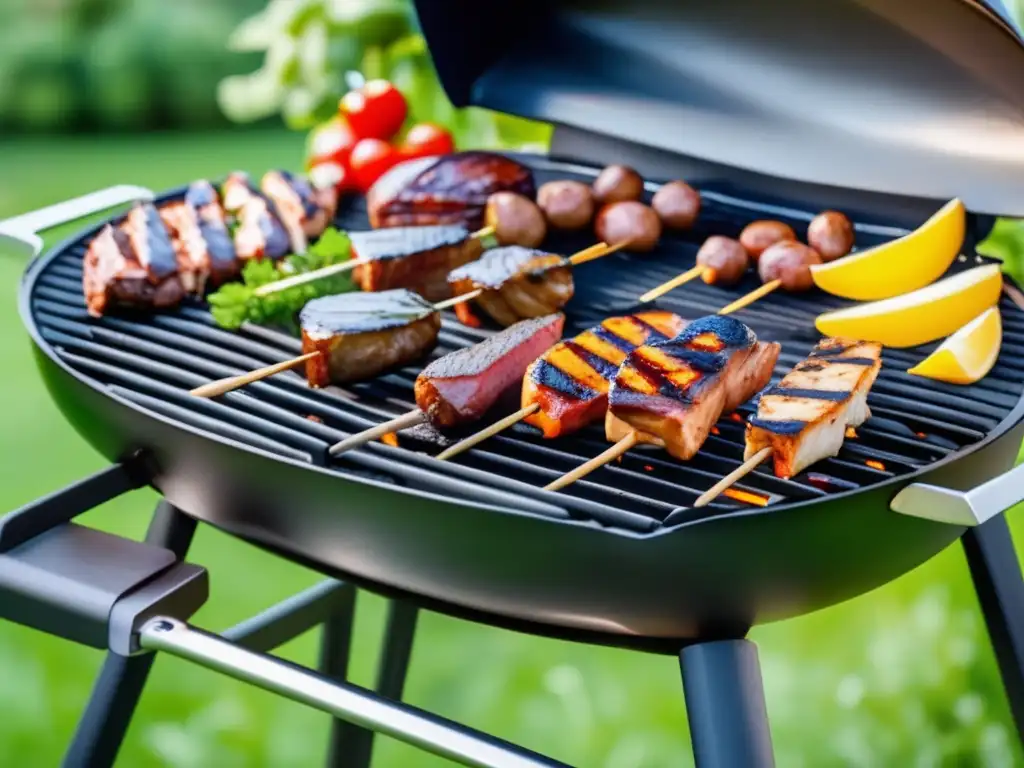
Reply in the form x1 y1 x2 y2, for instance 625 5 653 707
413 0 1024 218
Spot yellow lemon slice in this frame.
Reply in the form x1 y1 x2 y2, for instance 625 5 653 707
815 264 1002 348
907 307 1001 384
810 198 965 300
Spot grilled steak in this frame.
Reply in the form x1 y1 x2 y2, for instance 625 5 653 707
447 246 574 328
523 312 688 438
260 170 338 254
415 313 565 429
746 338 883 478
300 289 441 387
350 225 483 302
606 316 781 460
221 172 290 262
367 152 535 229
184 180 239 287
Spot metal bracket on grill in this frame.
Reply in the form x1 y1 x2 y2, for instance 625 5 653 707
890 461 1024 526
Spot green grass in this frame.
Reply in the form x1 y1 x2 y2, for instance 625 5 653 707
0 129 1022 767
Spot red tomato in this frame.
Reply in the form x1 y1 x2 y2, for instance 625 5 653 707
306 117 358 169
339 80 408 141
400 122 455 158
349 138 401 192
308 160 351 194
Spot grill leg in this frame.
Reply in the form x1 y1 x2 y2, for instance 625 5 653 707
62 501 197 768
962 517 1024 744
320 587 359 767
341 601 420 768
679 638 775 768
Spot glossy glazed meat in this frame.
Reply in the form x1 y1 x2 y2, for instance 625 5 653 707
260 170 338 254
366 152 535 229
522 312 688 438
415 314 565 429
447 246 574 328
221 172 290 262
300 289 441 387
606 316 780 460
350 225 483 302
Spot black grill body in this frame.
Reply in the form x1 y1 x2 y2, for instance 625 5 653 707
21 156 1024 650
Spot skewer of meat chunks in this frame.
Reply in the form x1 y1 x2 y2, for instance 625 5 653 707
544 315 782 492
188 241 622 398
692 337 882 507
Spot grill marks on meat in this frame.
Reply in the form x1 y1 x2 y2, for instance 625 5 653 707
350 225 483 302
447 246 575 328
607 316 781 460
416 314 565 429
366 152 535 229
746 338 883 478
260 170 338 254
222 172 290 262
522 312 688 438
183 180 238 287
300 289 440 387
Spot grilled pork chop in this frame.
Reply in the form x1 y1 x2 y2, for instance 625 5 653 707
522 312 688 438
300 289 441 387
350 225 484 302
447 246 575 328
607 316 781 460
260 170 337 254
415 313 565 429
366 152 535 229
745 338 883 478
221 172 290 262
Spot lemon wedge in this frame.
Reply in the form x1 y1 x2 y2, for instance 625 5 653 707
907 307 1001 384
810 198 965 300
815 264 1002 348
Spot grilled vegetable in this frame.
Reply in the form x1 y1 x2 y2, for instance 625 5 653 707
746 337 882 478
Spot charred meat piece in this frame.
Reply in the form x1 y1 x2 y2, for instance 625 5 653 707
607 316 781 460
260 170 338 254
221 172 290 262
447 246 574 328
523 312 687 438
415 314 565 429
367 152 535 229
745 338 883 479
158 202 209 295
350 225 483 302
300 289 441 387
184 180 239 286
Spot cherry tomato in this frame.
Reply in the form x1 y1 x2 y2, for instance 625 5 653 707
400 122 455 158
308 160 351 194
349 138 401 193
339 80 408 141
306 117 358 170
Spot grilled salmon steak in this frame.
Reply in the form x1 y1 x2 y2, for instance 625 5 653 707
221 172 290 262
447 246 575 328
745 337 883 478
607 316 781 460
300 289 441 387
260 170 338 254
416 313 565 429
349 225 484 302
522 312 688 438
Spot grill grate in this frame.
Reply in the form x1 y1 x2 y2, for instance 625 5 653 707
27 159 1024 535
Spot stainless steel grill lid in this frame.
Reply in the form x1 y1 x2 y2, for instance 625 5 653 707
414 0 1024 218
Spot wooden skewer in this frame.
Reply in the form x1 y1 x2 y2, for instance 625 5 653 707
639 265 708 303
328 409 427 456
189 352 319 398
718 279 781 316
692 447 773 507
435 404 539 461
544 432 640 491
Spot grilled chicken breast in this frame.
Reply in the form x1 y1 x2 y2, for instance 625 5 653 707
300 289 441 387
607 316 781 460
260 170 337 254
447 246 575 328
745 338 883 479
415 313 565 429
222 172 290 262
184 180 238 287
523 312 688 438
367 152 536 229
350 225 483 302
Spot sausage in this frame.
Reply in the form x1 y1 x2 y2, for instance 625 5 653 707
758 241 823 291
652 181 701 229
807 211 854 261
537 180 594 230
485 192 547 248
739 220 797 260
594 201 662 252
696 236 749 285
592 165 644 205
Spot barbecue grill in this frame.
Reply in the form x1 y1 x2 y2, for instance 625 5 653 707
4 1 1024 766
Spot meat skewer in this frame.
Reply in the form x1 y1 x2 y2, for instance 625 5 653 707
220 172 292 263
260 169 339 256
692 337 883 507
639 236 751 303
327 314 566 456
544 315 781 492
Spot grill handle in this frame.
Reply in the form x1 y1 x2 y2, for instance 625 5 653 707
0 185 153 257
890 461 1024 527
